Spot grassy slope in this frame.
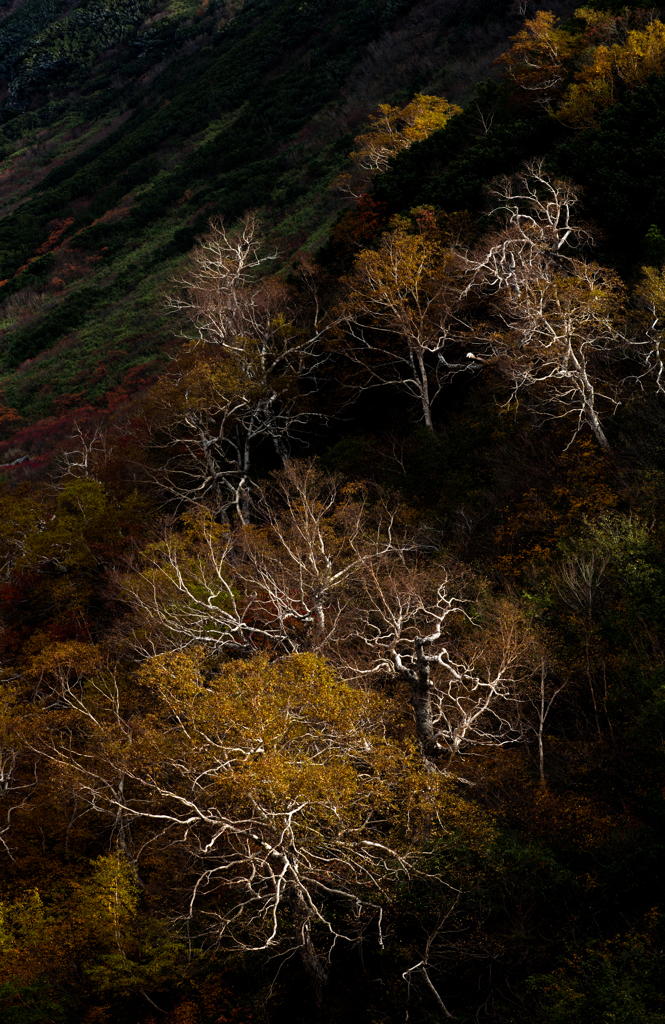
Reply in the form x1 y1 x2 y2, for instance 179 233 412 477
0 0 576 437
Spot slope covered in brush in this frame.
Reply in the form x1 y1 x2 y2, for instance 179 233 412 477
0 0 543 428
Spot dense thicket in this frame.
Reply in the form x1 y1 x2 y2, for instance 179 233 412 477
1 3 665 1024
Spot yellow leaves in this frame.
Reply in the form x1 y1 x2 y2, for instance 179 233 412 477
556 74 615 128
398 94 462 142
497 11 577 108
141 650 372 749
352 94 460 173
137 649 483 846
353 229 440 290
28 640 102 683
614 20 665 86
0 856 147 1000
140 646 208 706
86 853 140 928
557 17 665 127
179 503 230 545
0 889 45 955
573 6 617 35
148 345 253 423
638 264 665 322
140 650 371 819
497 8 665 125
346 225 460 345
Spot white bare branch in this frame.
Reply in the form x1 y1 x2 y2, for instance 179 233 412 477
462 163 626 450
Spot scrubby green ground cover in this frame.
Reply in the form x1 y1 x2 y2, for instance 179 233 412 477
0 0 545 427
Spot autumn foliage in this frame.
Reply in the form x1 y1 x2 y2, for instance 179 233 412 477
1 17 665 1024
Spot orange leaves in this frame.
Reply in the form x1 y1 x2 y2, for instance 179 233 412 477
149 976 256 1024
321 194 388 271
35 217 74 257
0 396 22 439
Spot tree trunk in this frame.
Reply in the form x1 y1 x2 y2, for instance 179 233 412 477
586 635 603 740
290 885 328 1007
421 967 455 1019
409 641 438 756
272 430 291 468
417 350 434 431
538 662 546 787
586 405 611 453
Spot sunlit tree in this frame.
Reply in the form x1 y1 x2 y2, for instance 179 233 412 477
333 94 461 198
464 163 625 451
37 649 471 1006
341 225 470 429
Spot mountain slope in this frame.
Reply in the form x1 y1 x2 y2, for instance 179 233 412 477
0 0 575 430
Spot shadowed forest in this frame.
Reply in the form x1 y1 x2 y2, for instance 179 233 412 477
1 1 665 1022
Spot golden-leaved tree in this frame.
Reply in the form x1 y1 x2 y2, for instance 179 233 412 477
340 222 471 429
35 647 486 1008
119 462 539 768
496 11 577 110
333 94 461 198
558 14 665 127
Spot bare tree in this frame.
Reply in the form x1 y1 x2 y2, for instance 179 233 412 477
464 163 626 451
120 461 419 660
463 161 593 296
142 339 321 523
147 217 333 520
496 263 623 451
340 563 533 764
58 423 112 481
402 910 459 1020
528 658 567 787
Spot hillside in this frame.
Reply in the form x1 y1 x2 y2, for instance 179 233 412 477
2 3 665 1024
0 0 575 438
